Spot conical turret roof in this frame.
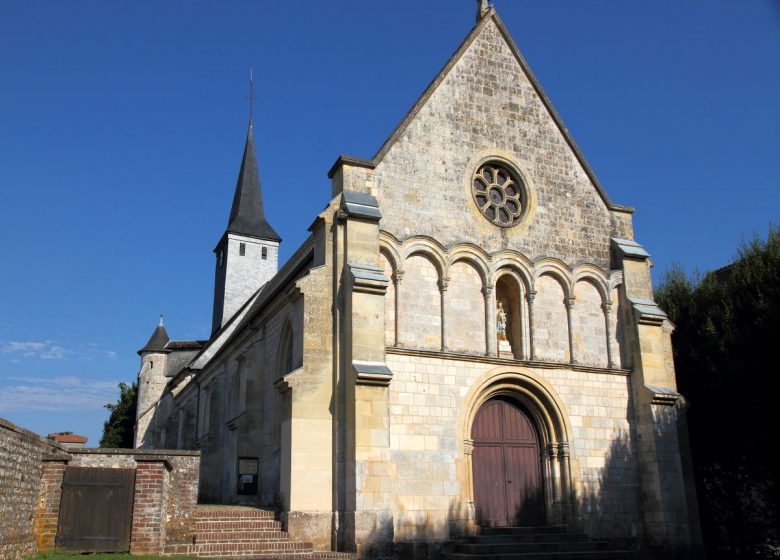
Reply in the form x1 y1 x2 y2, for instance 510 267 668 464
138 316 170 355
225 123 281 242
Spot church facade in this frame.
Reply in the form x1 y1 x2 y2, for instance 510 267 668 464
134 6 699 556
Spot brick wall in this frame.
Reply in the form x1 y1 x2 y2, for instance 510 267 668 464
67 449 201 552
0 418 200 558
0 418 66 560
35 459 67 552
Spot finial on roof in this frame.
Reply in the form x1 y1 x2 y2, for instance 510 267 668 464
138 316 170 355
247 68 256 127
476 0 490 21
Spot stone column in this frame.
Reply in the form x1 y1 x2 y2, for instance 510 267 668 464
557 442 572 524
440 276 450 351
545 443 562 524
565 296 577 364
130 458 170 555
483 286 497 357
35 456 70 551
463 438 475 507
393 270 404 347
526 290 537 360
603 301 616 368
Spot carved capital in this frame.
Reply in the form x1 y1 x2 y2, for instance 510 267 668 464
481 285 494 298
556 442 570 459
602 301 612 315
564 297 576 310
526 290 537 304
464 438 474 456
392 270 405 286
438 276 450 292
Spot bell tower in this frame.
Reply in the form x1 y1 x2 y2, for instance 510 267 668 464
212 120 281 334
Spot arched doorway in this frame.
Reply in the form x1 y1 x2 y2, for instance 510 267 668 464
471 396 544 527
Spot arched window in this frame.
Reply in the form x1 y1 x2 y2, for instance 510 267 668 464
231 360 246 418
278 320 296 375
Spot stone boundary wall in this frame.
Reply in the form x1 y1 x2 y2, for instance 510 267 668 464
0 416 200 558
0 417 64 560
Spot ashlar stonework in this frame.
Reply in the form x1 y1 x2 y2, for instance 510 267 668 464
134 7 701 559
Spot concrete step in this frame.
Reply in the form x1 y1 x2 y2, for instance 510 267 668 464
479 526 567 536
455 540 614 554
443 551 637 560
468 533 590 544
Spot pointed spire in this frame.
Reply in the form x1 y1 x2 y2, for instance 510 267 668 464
225 120 281 241
138 317 170 355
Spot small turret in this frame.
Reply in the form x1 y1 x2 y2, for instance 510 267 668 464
134 316 170 448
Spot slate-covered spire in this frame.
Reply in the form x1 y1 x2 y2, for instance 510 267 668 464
225 123 281 242
138 315 169 354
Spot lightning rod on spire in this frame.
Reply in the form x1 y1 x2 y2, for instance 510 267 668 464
247 68 256 127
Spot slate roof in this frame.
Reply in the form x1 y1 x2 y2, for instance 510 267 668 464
138 322 169 354
225 123 281 242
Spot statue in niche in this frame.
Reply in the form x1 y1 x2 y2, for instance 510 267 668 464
497 301 508 341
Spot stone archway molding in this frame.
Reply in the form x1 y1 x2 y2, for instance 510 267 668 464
458 366 575 527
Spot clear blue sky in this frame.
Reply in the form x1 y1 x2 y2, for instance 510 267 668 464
1 1 778 445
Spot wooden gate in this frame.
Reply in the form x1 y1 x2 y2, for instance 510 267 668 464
56 467 135 552
472 397 544 526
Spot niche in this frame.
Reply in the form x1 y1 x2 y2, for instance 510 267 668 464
496 274 525 359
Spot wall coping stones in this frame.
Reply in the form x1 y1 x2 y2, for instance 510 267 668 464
628 297 668 326
353 361 393 386
612 237 651 260
341 191 382 221
69 448 200 457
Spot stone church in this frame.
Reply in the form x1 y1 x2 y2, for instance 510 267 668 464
134 4 699 557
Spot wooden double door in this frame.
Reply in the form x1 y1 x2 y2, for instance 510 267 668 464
472 397 545 527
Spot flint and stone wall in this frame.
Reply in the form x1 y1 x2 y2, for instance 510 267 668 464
0 418 56 560
0 417 200 559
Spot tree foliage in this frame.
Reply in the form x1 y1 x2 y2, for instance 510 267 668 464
655 225 780 558
99 381 137 449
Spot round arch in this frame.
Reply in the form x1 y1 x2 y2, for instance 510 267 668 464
458 366 575 526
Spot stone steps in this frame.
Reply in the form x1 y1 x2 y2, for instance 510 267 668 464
195 519 284 531
165 540 313 557
164 505 313 558
442 526 637 560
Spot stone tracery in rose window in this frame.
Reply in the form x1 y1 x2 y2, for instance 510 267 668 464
472 163 526 227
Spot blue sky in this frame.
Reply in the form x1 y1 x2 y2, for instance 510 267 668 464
1 1 778 445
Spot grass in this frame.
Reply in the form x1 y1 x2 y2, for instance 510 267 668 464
28 553 207 560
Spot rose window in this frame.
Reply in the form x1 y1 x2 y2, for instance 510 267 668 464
472 163 525 227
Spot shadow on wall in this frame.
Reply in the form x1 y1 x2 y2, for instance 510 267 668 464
357 500 474 560
576 429 639 549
